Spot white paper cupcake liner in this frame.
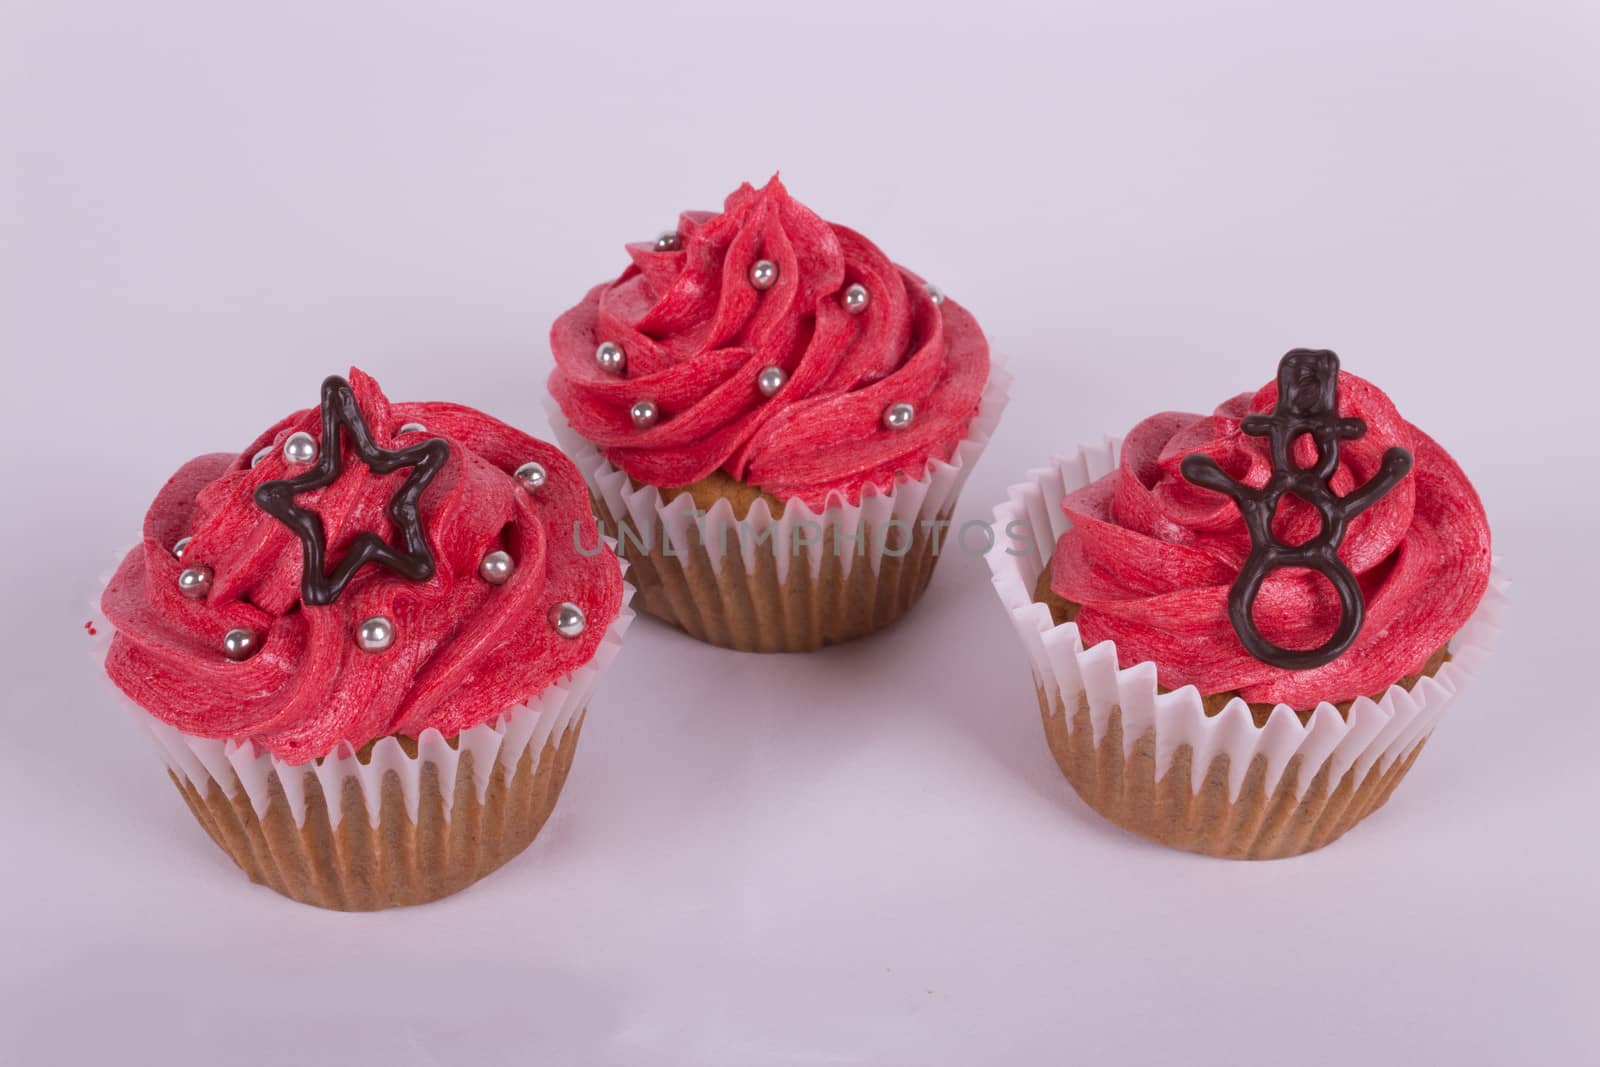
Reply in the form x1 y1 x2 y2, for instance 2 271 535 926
91 557 635 830
547 358 1011 585
987 440 1507 811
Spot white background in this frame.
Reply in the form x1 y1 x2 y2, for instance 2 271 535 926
3 1 1596 1063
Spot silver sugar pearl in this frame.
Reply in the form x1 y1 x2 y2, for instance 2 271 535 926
283 431 318 464
357 616 395 653
757 366 787 397
222 628 257 661
398 422 426 434
925 283 945 305
843 283 870 314
177 566 212 599
630 399 659 428
883 402 915 431
549 601 586 638
749 259 779 290
172 536 193 560
251 445 273 468
479 550 514 585
654 230 682 252
595 341 627 375
514 461 548 491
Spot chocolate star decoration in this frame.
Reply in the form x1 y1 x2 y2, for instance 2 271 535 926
1180 349 1413 671
254 375 450 606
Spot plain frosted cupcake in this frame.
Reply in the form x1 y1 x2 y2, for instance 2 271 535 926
548 175 1006 652
98 369 631 908
987 349 1500 859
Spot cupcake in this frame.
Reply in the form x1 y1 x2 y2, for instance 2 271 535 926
987 349 1501 859
547 176 1006 652
97 369 631 908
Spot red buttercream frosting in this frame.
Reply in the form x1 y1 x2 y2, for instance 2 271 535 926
1050 371 1491 707
548 176 990 508
101 369 623 764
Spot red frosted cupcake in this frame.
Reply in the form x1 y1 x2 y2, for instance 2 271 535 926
547 176 1007 652
97 369 631 908
987 349 1502 858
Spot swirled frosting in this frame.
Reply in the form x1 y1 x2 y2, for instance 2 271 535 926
1050 370 1491 707
101 369 623 764
548 176 990 508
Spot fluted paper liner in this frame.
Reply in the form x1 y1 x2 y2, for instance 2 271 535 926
93 566 635 909
987 441 1506 859
547 361 1010 652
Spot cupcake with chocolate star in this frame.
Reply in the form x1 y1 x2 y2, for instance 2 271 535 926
987 349 1501 859
97 369 631 909
548 176 1006 652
